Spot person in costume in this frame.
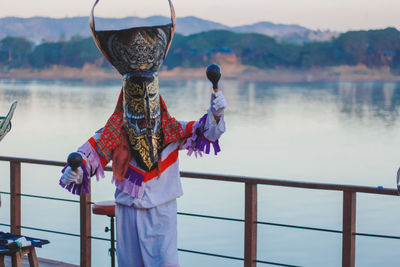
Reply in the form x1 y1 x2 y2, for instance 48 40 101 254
59 1 226 266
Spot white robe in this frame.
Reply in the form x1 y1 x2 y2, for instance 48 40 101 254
82 111 225 267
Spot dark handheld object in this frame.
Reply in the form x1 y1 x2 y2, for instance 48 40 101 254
206 64 221 91
67 152 83 170
5 241 20 249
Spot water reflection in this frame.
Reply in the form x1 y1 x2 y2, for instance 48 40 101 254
337 82 400 124
2 79 400 125
215 80 400 126
2 79 400 266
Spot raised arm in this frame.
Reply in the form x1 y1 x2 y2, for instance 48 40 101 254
182 90 227 156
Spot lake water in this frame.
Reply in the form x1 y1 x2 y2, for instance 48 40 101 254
1 79 400 266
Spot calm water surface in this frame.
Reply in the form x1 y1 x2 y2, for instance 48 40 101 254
1 79 400 266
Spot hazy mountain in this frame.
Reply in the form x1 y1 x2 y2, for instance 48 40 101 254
176 16 228 35
232 22 338 44
233 21 309 36
0 16 338 44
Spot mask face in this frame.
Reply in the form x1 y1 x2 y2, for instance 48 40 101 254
123 72 162 171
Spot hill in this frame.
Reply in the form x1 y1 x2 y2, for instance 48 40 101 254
0 27 399 82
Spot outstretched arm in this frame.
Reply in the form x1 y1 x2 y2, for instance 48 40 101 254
59 130 109 195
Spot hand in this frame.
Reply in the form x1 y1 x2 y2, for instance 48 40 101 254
60 166 83 185
210 91 227 117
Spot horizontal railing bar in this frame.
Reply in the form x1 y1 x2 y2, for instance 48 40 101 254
19 225 80 238
2 191 108 205
355 232 400 240
17 193 80 203
178 248 243 261
181 171 399 196
178 212 342 234
178 212 243 222
90 236 111 242
178 212 341 234
0 156 399 195
257 221 342 234
255 259 302 267
0 156 67 168
177 212 339 234
5 221 400 245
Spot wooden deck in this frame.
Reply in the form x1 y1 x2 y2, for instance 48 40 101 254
3 256 78 267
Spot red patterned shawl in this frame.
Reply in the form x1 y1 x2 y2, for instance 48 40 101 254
97 89 188 181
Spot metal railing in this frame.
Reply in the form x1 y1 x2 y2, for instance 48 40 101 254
0 156 399 267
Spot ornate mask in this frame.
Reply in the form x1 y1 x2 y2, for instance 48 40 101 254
123 71 162 171
89 0 175 75
90 0 176 171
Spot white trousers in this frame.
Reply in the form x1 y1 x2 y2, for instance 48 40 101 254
116 200 180 267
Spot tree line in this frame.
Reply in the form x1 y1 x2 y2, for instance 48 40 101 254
0 27 399 72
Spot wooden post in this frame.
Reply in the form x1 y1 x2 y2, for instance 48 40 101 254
11 251 22 267
342 191 356 267
244 183 257 267
80 183 91 267
0 255 5 267
10 161 21 235
27 248 39 267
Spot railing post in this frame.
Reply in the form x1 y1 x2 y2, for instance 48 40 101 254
80 183 91 267
244 183 257 267
342 191 356 267
10 161 21 235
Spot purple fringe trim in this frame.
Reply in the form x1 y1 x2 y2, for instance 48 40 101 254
59 162 90 195
114 167 145 198
78 141 105 181
183 113 221 157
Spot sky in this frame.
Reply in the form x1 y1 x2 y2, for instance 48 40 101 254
0 0 399 32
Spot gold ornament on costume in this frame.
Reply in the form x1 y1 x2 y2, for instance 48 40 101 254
126 127 162 170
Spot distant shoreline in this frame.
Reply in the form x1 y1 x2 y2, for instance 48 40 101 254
1 64 400 83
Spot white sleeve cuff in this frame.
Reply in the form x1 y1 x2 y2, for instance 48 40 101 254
204 109 226 142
